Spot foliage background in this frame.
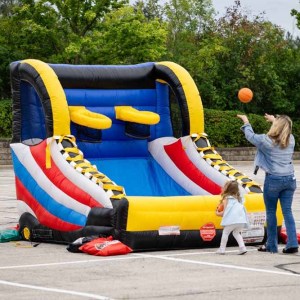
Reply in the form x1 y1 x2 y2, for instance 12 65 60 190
0 100 12 137
2 99 299 150
1 0 300 150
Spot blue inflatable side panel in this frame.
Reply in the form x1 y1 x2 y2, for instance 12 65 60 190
20 82 46 141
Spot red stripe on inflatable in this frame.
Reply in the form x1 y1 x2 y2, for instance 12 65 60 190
15 177 81 231
164 139 222 195
30 140 102 208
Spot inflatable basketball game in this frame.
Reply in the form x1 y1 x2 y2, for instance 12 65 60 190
9 59 279 250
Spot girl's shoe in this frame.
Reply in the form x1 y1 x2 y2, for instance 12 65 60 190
238 247 247 255
216 248 225 255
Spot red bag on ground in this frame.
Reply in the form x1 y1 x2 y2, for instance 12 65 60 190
279 228 300 244
79 236 132 256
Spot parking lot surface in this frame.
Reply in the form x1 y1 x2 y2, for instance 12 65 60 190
1 161 300 300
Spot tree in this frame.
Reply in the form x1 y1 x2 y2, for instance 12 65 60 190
132 0 164 21
6 0 128 63
190 1 300 117
163 0 215 64
0 0 20 17
0 0 167 98
86 6 167 64
291 6 300 32
0 1 23 98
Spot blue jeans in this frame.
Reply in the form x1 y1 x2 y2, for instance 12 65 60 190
263 173 298 252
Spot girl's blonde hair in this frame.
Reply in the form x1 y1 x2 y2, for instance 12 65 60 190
221 180 241 202
267 115 292 148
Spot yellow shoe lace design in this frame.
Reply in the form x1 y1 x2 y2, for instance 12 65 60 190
191 133 262 193
54 135 126 200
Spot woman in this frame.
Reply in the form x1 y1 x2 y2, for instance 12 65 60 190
237 113 298 254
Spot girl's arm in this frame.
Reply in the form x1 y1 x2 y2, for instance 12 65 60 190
215 209 223 217
222 198 228 213
216 198 228 217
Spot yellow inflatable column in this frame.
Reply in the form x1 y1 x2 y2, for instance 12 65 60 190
21 59 70 136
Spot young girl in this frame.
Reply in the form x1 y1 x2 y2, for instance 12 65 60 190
216 180 248 255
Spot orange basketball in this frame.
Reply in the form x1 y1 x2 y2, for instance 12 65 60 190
238 88 253 103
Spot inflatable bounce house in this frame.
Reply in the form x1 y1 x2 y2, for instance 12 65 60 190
9 59 280 251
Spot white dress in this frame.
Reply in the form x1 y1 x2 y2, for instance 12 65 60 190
221 196 248 227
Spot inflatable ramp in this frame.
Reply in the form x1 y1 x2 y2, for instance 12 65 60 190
9 59 282 250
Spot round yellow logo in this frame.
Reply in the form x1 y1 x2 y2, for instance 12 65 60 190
23 227 30 240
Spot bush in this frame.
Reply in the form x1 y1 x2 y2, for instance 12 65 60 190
204 109 300 150
1 99 299 151
204 109 245 147
293 121 300 151
0 99 12 138
204 109 267 147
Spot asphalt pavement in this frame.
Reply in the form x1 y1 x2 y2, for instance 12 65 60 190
0 161 300 300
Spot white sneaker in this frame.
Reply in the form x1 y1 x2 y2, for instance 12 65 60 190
216 248 225 255
238 248 247 255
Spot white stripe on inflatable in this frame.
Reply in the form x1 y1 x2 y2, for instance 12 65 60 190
50 139 113 208
11 143 92 216
181 136 247 196
17 200 37 218
148 137 210 195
